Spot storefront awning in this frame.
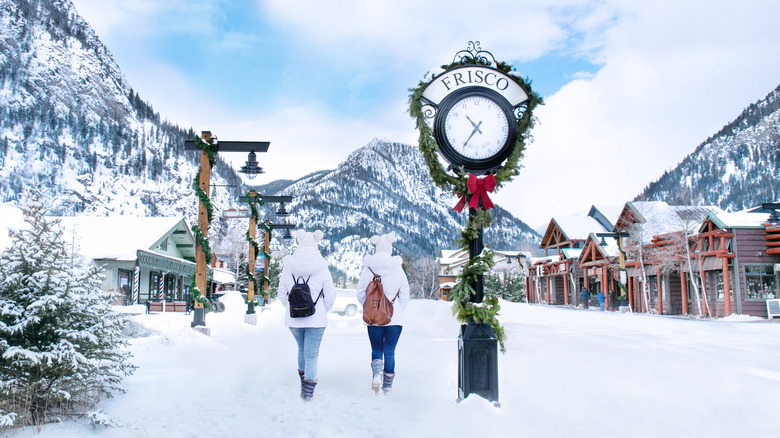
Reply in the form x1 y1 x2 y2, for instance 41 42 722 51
137 250 196 276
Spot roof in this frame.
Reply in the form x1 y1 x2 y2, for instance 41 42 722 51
621 201 723 243
707 206 778 229
55 216 193 261
540 214 609 247
589 204 623 230
1 206 195 263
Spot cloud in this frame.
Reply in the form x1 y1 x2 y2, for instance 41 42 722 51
71 0 780 229
213 98 418 184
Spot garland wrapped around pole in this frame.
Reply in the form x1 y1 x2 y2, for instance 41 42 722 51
409 55 543 353
190 134 219 308
259 221 274 292
244 193 269 304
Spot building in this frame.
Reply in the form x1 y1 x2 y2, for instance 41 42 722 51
437 248 525 300
0 205 234 305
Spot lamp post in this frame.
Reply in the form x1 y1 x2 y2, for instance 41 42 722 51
236 194 295 313
184 132 269 333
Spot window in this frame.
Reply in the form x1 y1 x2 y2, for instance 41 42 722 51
149 272 162 301
118 269 132 304
744 265 776 300
708 269 735 300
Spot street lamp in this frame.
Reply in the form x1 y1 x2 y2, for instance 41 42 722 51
239 151 265 180
184 133 270 333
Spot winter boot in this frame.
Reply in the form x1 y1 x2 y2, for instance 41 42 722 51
382 371 395 395
298 369 305 397
371 359 384 395
301 379 317 401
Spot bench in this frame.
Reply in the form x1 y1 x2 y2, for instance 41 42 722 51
146 301 189 313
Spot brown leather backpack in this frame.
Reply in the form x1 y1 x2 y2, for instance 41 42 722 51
362 268 399 326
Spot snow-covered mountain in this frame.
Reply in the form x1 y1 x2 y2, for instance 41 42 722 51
253 139 540 278
637 84 780 208
0 0 243 219
0 0 540 282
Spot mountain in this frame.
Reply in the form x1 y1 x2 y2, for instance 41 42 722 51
252 139 541 278
0 0 539 283
637 84 780 208
0 0 243 218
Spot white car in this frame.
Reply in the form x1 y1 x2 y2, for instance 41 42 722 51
330 288 360 317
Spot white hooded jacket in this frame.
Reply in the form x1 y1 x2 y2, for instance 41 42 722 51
356 253 410 326
278 251 336 328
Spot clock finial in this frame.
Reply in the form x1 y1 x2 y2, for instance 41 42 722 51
452 41 497 66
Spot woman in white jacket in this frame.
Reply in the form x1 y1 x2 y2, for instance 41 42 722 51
278 230 336 401
356 233 410 395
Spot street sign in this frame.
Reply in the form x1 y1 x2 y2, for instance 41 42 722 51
223 209 251 219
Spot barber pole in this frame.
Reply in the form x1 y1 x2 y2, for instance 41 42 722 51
158 273 166 311
132 266 140 305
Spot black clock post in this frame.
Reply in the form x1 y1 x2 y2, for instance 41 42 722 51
458 196 500 404
411 41 542 406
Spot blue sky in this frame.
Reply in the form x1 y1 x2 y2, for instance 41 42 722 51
71 0 780 228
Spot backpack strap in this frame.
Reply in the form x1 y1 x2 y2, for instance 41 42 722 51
391 291 400 302
312 289 324 305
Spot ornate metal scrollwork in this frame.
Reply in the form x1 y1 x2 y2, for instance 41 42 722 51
514 103 528 122
421 103 436 119
452 41 497 66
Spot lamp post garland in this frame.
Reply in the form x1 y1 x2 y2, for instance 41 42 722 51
244 192 263 305
409 48 543 353
190 134 218 309
243 193 275 305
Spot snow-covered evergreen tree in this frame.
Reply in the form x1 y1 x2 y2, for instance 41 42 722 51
0 192 135 428
484 272 526 303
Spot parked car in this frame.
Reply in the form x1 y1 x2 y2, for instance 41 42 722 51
330 288 360 317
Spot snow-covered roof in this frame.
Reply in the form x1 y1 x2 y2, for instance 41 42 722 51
628 201 723 243
590 204 623 229
707 206 777 229
56 216 189 261
213 268 236 285
0 206 193 263
530 254 562 265
560 248 583 259
553 215 609 241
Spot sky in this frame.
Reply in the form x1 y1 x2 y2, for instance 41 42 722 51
11 295 780 437
69 0 780 228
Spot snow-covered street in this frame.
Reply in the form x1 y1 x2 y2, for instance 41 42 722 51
14 293 780 438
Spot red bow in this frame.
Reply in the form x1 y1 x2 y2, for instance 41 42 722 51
452 174 496 212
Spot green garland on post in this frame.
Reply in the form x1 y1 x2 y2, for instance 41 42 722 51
190 134 219 306
245 193 263 299
409 58 543 353
258 221 274 291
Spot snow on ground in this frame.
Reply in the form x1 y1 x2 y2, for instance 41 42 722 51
10 292 780 438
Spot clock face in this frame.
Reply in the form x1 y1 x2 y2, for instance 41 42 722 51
444 95 509 160
432 86 518 174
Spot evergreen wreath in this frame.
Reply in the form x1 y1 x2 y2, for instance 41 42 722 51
409 54 543 353
190 135 219 306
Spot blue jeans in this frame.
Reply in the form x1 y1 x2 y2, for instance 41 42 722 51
289 327 325 380
367 325 402 374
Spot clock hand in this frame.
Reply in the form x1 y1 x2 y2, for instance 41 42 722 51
462 121 483 147
466 115 483 134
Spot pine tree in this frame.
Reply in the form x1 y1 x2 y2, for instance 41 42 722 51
0 193 135 428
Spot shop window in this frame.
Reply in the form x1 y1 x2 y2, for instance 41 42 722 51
710 269 735 300
118 269 132 304
744 265 776 300
149 272 162 301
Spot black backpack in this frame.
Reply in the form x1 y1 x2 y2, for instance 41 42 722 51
288 275 323 318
